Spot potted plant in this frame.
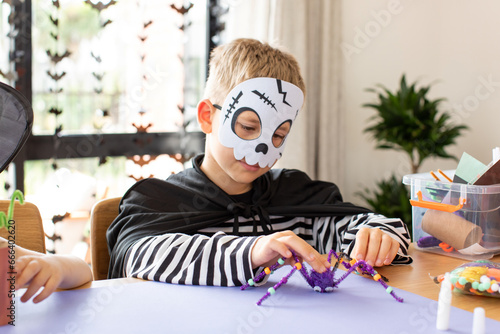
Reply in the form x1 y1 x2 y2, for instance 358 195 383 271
358 74 468 234
0 190 24 326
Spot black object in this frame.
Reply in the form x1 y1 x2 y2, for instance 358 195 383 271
0 81 33 174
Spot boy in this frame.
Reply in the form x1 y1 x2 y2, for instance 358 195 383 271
107 38 411 285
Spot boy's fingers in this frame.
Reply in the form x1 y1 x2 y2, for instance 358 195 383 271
384 239 400 265
251 234 291 268
20 275 47 303
19 261 51 303
32 277 59 303
267 238 292 259
376 233 393 266
15 259 41 290
352 228 369 261
364 231 382 267
14 257 28 273
278 235 329 273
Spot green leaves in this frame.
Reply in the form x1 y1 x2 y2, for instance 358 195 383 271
0 190 25 230
363 74 468 173
358 74 468 235
356 174 413 238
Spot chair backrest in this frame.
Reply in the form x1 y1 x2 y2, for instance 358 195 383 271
0 200 45 253
90 197 121 280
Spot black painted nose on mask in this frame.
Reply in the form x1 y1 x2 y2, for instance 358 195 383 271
255 143 268 154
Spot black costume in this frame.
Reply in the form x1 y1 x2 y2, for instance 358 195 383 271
107 155 412 284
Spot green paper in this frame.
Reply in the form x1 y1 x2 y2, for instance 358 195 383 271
453 152 486 184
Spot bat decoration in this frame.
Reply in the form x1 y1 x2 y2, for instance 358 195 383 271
170 3 194 15
101 19 113 28
50 87 63 94
48 107 63 116
90 52 102 63
46 50 71 64
94 88 103 94
84 0 117 12
138 35 148 43
143 20 153 29
92 72 104 81
241 250 403 306
132 122 153 133
49 15 58 26
46 232 62 242
178 22 192 31
177 105 184 114
51 212 70 224
98 156 108 166
50 32 58 41
128 155 157 167
54 124 63 135
182 120 191 129
52 0 60 9
46 70 66 81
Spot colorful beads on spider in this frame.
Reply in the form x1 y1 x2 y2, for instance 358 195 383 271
268 287 276 295
278 258 285 265
386 286 393 294
294 262 302 270
264 267 271 275
373 274 381 281
248 278 255 286
349 259 357 266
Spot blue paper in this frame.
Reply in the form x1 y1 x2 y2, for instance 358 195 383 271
2 266 500 333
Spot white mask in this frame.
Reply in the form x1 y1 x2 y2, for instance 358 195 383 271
217 77 304 168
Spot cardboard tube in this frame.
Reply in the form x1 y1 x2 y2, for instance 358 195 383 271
422 210 482 249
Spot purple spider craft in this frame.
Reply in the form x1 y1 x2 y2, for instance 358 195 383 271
241 249 403 305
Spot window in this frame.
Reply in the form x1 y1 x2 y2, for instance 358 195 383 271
1 0 228 253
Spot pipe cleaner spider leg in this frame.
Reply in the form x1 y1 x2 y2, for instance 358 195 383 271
241 249 403 305
240 257 303 306
331 251 403 303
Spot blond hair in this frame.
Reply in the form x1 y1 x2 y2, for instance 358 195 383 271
203 38 306 105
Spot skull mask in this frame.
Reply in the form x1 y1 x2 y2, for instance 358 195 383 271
217 77 304 168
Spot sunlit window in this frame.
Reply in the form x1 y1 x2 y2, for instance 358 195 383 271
0 0 218 255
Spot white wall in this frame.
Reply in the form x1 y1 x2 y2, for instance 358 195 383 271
341 0 500 203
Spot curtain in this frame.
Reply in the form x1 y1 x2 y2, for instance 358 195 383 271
224 0 345 186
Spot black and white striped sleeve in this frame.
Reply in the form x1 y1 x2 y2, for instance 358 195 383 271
313 213 412 264
123 231 259 286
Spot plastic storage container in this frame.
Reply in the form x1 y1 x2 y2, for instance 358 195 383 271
403 170 500 259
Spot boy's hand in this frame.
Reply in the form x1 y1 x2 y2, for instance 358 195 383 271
251 231 330 273
351 227 400 267
15 255 65 303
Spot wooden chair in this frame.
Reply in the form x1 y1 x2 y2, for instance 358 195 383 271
0 200 46 254
90 197 121 280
